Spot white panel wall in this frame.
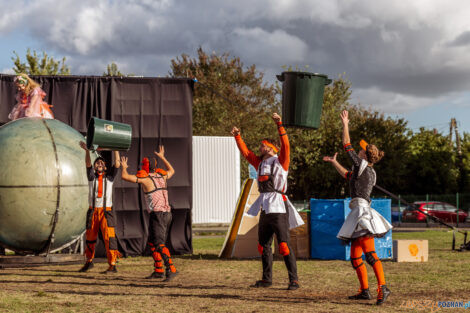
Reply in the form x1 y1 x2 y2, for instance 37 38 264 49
192 136 240 224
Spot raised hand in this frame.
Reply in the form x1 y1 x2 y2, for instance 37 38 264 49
322 152 338 163
231 126 240 136
154 145 165 159
340 110 349 125
272 112 281 123
120 156 129 169
79 141 88 151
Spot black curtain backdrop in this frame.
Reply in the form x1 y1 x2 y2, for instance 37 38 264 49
0 75 193 256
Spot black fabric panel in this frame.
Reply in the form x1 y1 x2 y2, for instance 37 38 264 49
109 237 118 250
0 75 193 256
86 209 93 230
104 210 115 227
167 209 192 255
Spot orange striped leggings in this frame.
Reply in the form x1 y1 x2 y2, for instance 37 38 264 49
350 236 386 290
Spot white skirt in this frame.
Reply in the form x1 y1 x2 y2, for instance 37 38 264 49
337 197 393 241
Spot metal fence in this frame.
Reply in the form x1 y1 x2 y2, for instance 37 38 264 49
390 193 470 212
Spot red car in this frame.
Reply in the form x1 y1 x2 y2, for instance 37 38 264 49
402 201 468 223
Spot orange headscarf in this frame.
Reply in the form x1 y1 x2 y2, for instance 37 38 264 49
360 139 369 151
261 140 278 153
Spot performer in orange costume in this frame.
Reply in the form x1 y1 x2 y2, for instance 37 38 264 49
9 73 54 120
121 146 178 282
78 142 122 273
323 110 392 305
231 113 304 290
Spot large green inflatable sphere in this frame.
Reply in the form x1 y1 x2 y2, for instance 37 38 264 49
0 118 90 254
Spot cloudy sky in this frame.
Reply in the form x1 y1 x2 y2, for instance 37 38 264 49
1 0 469 133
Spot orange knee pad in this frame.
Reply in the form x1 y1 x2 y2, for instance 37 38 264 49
160 245 171 257
279 242 290 256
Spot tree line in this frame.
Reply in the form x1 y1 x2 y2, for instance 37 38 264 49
11 48 470 200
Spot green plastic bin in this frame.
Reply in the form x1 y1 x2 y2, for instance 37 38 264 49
277 71 332 129
86 117 132 151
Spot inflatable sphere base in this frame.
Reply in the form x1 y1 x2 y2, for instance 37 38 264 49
0 118 91 254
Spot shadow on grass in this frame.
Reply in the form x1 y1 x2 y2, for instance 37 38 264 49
177 253 221 260
0 278 248 291
0 272 129 281
0 278 332 304
20 287 325 304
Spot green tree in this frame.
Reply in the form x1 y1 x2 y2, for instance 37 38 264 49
349 109 411 196
460 132 470 192
171 50 416 200
286 77 412 200
11 49 70 75
170 48 280 178
287 76 353 199
103 62 124 76
404 128 458 194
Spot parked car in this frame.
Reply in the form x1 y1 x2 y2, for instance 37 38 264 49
402 201 468 223
391 206 406 223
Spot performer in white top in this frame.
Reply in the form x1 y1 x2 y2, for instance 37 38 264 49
231 113 303 291
323 110 392 305
78 142 121 273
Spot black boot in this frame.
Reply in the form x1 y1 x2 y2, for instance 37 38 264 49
287 281 300 290
102 265 117 274
376 285 391 305
78 261 94 272
251 280 272 288
146 271 164 279
164 270 179 282
348 288 372 300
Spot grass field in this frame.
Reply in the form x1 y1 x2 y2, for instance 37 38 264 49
1 230 470 312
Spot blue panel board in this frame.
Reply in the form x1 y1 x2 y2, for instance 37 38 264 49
310 198 392 260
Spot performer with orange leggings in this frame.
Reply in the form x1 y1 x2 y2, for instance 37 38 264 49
78 142 121 273
323 110 392 305
120 146 178 282
231 113 304 290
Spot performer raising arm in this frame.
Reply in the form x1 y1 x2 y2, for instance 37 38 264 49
120 146 178 282
231 113 304 291
78 143 121 273
323 110 392 305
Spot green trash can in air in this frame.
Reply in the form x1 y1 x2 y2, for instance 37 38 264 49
86 117 132 151
277 71 332 129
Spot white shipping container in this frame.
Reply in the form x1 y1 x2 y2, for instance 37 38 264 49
192 136 240 224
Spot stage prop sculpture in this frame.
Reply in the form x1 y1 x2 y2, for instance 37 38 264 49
0 118 93 254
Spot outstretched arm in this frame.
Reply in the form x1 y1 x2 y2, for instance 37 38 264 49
120 156 139 183
114 151 121 168
341 110 350 146
79 141 92 168
273 113 289 171
340 110 362 167
154 146 175 179
323 153 350 179
231 127 262 169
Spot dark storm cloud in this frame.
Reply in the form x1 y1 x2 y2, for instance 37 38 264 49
3 0 470 112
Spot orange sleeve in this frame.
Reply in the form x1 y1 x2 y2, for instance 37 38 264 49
234 135 262 169
277 122 289 171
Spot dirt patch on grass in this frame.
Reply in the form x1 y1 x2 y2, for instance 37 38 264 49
0 232 469 312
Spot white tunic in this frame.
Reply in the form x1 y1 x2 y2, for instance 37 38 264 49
246 155 304 229
337 197 393 240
